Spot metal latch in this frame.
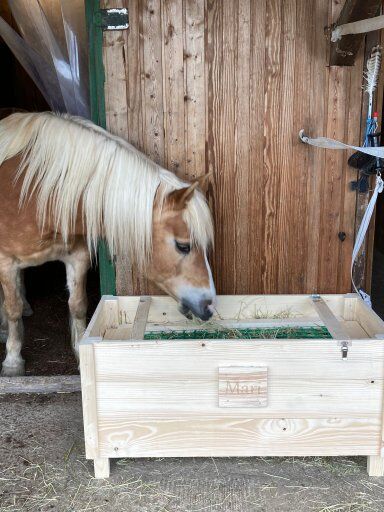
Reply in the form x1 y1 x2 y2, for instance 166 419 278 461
99 8 129 31
338 340 352 360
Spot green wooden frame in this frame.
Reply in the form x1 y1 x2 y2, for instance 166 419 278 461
85 0 116 295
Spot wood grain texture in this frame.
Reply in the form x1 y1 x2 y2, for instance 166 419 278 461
162 0 185 175
311 295 350 339
97 415 381 458
0 375 80 395
93 338 384 417
94 457 110 479
79 293 384 475
367 455 384 477
218 367 268 408
130 296 151 339
184 0 205 181
79 343 99 459
102 1 377 295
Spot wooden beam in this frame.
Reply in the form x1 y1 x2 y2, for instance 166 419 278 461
329 0 381 66
0 375 80 395
130 296 152 340
311 295 351 339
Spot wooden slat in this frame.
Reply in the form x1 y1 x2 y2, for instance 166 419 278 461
305 0 328 294
276 0 296 293
206 0 223 293
79 343 99 459
248 0 266 294
94 339 384 381
96 375 382 417
262 0 282 294
142 0 165 167
130 296 151 339
337 47 364 292
218 0 236 293
355 297 384 337
311 295 350 339
97 415 381 458
115 293 351 323
184 0 206 181
318 65 349 293
0 375 80 395
102 0 135 297
367 455 384 476
162 0 185 176
233 0 251 293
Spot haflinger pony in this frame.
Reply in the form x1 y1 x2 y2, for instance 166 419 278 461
0 112 215 377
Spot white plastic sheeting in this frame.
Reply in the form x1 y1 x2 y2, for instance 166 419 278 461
0 0 89 118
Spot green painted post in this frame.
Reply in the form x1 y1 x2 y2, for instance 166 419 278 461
85 0 116 295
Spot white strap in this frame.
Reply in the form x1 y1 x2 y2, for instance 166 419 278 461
299 130 384 158
351 175 383 300
331 15 384 42
300 130 384 306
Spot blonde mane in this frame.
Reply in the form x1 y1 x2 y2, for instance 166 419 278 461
0 112 213 268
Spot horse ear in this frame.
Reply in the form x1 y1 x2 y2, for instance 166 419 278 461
168 182 199 210
168 173 213 210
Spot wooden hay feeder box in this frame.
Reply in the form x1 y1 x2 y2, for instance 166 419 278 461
80 294 384 479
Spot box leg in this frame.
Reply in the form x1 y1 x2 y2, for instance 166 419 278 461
367 456 384 477
94 458 110 479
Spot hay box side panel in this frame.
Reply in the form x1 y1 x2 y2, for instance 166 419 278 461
79 294 384 479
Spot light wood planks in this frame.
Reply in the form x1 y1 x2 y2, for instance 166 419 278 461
94 457 110 479
102 0 380 296
94 338 384 417
219 366 268 408
130 296 151 339
79 293 384 477
367 455 384 477
311 295 350 339
97 415 381 458
79 343 99 460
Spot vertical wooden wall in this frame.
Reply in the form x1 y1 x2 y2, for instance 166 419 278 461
102 0 372 296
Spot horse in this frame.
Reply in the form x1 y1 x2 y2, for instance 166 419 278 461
0 112 215 377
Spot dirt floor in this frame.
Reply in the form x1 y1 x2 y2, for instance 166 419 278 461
0 392 383 512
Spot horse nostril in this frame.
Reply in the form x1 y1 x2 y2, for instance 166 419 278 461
202 299 212 308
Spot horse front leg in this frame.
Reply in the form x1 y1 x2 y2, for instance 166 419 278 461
20 270 33 317
63 244 90 359
0 285 7 343
0 258 25 376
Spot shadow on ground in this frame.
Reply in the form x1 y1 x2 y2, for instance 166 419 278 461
0 393 383 512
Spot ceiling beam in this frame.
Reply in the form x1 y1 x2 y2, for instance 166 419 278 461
329 0 381 66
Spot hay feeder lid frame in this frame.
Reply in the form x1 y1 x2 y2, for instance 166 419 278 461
79 293 384 478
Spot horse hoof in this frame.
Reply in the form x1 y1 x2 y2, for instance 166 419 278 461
1 362 25 377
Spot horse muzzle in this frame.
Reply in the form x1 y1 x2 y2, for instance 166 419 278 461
180 297 214 321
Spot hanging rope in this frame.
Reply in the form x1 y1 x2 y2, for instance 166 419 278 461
299 130 384 157
300 130 384 305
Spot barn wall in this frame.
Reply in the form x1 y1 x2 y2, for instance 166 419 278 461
101 0 373 296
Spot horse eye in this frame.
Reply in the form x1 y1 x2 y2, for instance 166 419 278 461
175 241 191 255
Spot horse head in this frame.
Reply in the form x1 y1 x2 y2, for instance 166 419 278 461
148 182 216 321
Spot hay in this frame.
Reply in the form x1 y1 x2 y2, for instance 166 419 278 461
144 326 332 340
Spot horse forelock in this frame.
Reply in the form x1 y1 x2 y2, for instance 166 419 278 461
0 112 213 269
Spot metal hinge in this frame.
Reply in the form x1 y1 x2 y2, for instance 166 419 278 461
338 340 352 360
99 8 129 31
